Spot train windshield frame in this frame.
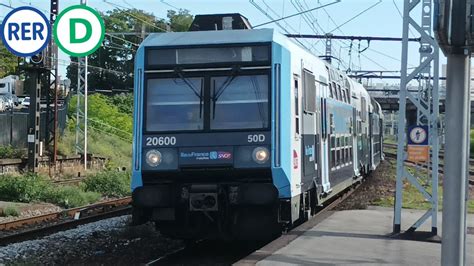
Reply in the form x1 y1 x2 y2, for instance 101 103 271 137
144 72 270 133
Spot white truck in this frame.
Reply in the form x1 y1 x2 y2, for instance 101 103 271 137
0 75 23 96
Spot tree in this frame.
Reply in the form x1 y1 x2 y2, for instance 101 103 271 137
168 9 194 32
66 9 194 92
0 40 17 78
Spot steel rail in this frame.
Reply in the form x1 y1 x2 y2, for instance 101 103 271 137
0 197 131 246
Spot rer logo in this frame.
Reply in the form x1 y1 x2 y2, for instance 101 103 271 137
0 6 51 57
54 5 105 56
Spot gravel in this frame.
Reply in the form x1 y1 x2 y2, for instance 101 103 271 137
0 215 183 265
336 159 396 210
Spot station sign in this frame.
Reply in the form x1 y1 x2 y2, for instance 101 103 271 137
1 5 105 58
0 6 51 57
407 125 429 163
54 5 105 57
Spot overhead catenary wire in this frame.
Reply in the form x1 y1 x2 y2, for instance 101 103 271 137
102 0 168 32
329 0 382 34
253 0 340 28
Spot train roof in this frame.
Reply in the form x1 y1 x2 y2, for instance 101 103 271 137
141 28 276 47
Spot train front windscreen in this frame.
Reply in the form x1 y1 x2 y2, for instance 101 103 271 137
145 74 269 132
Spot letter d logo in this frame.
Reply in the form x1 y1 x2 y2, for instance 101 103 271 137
54 5 104 56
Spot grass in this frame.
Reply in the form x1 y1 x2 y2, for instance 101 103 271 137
372 162 474 213
2 205 20 217
57 127 132 170
0 170 131 209
0 145 25 159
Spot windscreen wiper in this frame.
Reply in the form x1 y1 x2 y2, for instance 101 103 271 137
212 67 240 118
175 70 204 118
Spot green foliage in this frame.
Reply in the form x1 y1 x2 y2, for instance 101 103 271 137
68 93 133 139
3 205 20 217
106 93 134 115
46 186 101 209
0 40 17 78
0 174 100 208
0 146 25 159
168 9 194 32
58 126 132 169
0 174 52 203
470 130 474 158
83 171 131 197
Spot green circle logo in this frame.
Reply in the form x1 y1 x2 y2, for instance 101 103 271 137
54 5 105 57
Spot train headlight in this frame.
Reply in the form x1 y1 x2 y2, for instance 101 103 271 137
146 150 162 167
252 147 269 164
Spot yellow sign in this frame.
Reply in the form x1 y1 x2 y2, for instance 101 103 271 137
407 145 430 163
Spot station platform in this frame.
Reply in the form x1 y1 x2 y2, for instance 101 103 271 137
239 207 474 265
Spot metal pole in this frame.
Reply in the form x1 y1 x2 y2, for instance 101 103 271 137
84 57 88 170
441 53 470 266
393 0 410 234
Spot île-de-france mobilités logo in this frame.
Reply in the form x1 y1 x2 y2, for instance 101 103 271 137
1 5 105 57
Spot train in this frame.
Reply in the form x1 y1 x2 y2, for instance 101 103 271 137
131 14 383 240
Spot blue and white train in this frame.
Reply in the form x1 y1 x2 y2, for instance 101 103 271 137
131 14 383 240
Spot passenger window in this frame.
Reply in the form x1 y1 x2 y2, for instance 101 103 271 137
303 70 316 113
294 76 300 136
329 83 334 98
337 85 342 101
329 114 335 134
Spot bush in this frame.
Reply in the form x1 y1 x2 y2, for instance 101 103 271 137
0 173 100 208
83 171 131 197
0 174 52 203
0 146 25 159
68 94 132 136
47 186 101 209
2 205 20 217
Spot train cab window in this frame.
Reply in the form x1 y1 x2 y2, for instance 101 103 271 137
210 75 269 130
329 83 334 98
332 82 338 100
146 77 204 131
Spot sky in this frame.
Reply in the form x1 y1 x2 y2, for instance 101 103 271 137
1 0 446 84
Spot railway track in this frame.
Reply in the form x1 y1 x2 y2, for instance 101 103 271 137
383 150 474 185
0 197 132 246
145 179 363 265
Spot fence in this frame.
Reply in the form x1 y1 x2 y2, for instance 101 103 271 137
0 104 68 148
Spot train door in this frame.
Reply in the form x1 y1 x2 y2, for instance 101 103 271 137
369 112 373 170
320 95 330 193
301 70 317 192
293 74 303 195
379 118 384 160
352 107 359 176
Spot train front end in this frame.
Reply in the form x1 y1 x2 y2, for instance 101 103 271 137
131 29 280 239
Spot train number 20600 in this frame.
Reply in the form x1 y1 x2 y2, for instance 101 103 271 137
146 136 176 146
